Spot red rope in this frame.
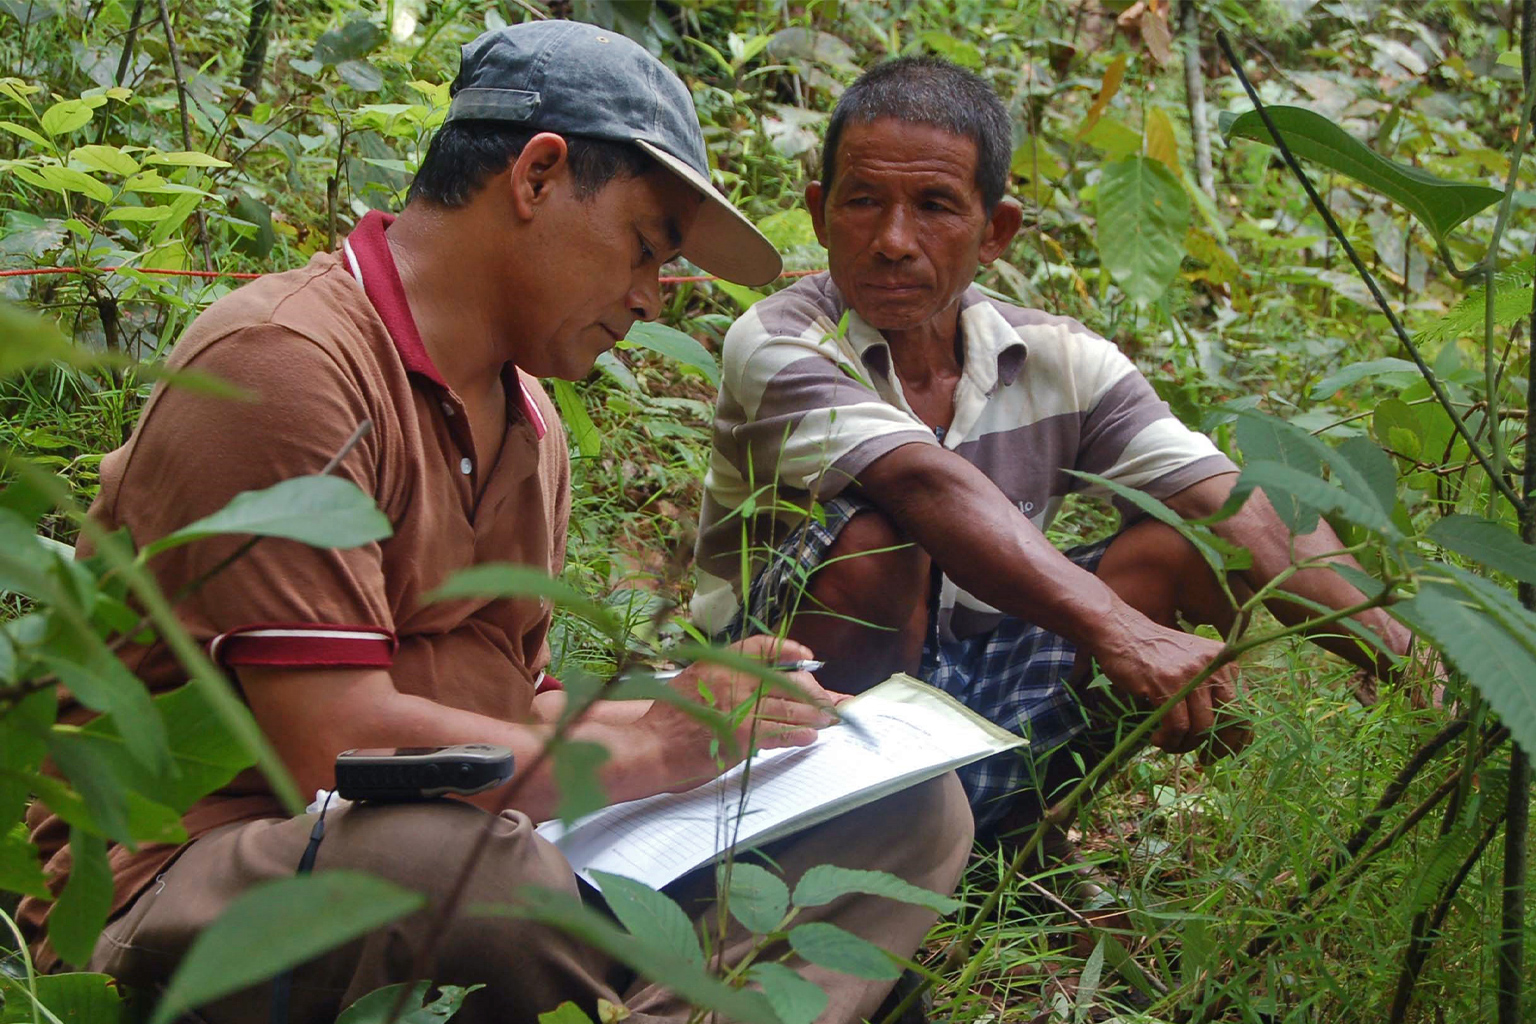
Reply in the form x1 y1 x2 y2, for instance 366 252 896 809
0 265 825 284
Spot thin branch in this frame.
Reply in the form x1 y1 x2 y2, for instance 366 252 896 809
155 0 213 271
1215 31 1526 514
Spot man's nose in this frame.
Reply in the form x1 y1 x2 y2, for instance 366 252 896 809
872 205 918 262
628 272 662 322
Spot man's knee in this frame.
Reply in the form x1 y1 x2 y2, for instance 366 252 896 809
808 509 928 628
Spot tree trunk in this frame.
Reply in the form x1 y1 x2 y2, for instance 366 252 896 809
1182 0 1215 199
239 0 272 106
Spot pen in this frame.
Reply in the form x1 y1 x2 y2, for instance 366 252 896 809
650 659 826 681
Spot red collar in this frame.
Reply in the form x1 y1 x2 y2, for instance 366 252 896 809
342 210 546 440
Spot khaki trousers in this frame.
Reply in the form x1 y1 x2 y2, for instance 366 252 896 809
90 773 973 1023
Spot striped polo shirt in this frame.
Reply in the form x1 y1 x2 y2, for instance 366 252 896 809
691 272 1236 640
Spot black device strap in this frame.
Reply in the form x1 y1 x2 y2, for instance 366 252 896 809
270 793 334 1024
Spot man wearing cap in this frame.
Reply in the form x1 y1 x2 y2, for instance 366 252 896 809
20 22 972 1024
693 57 1420 839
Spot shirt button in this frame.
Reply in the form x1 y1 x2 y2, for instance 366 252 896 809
441 401 455 417
459 457 473 475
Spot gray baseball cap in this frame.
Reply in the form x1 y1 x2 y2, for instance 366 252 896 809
445 19 782 287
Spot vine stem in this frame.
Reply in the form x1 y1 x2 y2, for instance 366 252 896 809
1214 31 1526 514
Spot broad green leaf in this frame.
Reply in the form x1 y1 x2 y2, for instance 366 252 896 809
147 191 203 246
0 301 78 375
102 205 172 222
40 99 93 136
786 922 899 980
1394 581 1536 754
0 119 54 149
1095 155 1190 305
1144 107 1180 174
151 872 424 1024
748 962 827 1024
1309 357 1419 399
724 861 789 934
49 828 113 965
1427 515 1536 585
537 1004 596 1024
35 165 112 204
0 507 63 599
917 29 983 69
336 981 484 1024
142 151 231 168
550 378 600 459
426 563 622 638
791 864 960 914
144 475 392 557
1235 412 1323 535
1219 106 1502 241
1371 399 1423 458
487 886 780 1024
553 739 611 825
337 59 385 93
0 824 48 899
620 322 721 387
42 624 170 774
1237 460 1396 535
756 208 819 250
715 280 767 311
593 350 638 391
314 18 386 65
0 972 138 1024
1334 437 1397 522
71 144 139 176
589 871 704 966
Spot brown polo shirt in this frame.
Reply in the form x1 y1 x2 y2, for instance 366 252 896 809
21 210 570 956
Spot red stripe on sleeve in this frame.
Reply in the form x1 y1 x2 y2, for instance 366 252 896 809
209 624 398 669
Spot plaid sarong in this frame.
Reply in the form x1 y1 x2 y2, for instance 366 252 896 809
719 496 1112 832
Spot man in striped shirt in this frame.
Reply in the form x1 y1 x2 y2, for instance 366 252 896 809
694 57 1417 836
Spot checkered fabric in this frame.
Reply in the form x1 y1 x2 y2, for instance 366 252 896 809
719 495 1112 832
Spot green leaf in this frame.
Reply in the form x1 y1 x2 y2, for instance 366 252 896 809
71 144 139 176
1427 515 1536 585
49 828 113 966
41 626 170 774
142 150 231 168
0 972 139 1024
724 862 789 934
589 871 704 967
36 165 113 204
1219 105 1502 241
1334 437 1397 522
102 205 172 222
1095 155 1190 305
715 280 767 311
147 191 203 247
1238 460 1396 535
550 378 600 459
143 475 392 557
314 18 386 65
0 823 48 899
337 59 385 93
1235 412 1323 535
756 209 819 250
553 739 611 824
917 29 983 69
151 872 424 1024
427 563 621 637
1372 398 1423 458
791 864 960 914
620 322 721 387
1413 263 1534 347
537 1004 596 1024
1309 357 1419 400
1395 581 1536 754
336 981 483 1024
786 922 899 980
488 886 780 1024
40 99 93 136
0 119 55 149
1066 470 1252 575
748 962 827 1024
0 301 78 376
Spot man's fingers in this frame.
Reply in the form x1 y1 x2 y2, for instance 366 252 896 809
1152 699 1190 751
732 633 815 665
1182 683 1216 749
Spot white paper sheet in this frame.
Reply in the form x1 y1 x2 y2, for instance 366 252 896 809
536 673 1024 890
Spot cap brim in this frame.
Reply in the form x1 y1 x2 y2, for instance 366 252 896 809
636 141 783 287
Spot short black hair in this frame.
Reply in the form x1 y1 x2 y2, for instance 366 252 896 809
819 56 1011 212
407 120 653 207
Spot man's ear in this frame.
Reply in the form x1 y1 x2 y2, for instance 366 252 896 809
978 196 1023 264
805 181 830 248
508 132 570 219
